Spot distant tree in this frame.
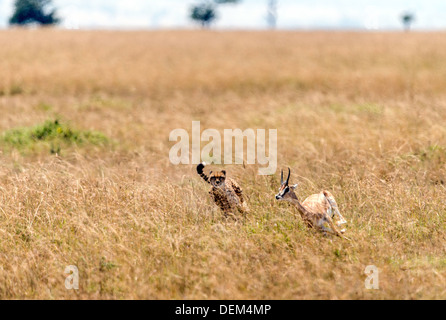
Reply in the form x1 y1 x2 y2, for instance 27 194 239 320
267 0 278 29
401 12 415 32
214 0 241 3
190 0 241 28
9 0 60 26
190 1 217 28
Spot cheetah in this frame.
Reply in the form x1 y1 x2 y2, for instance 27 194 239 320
197 162 248 219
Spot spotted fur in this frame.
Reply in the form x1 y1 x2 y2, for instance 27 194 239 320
197 162 248 219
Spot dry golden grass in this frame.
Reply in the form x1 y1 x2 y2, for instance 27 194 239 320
0 29 446 299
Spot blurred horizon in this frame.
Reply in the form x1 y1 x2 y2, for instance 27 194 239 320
0 0 445 31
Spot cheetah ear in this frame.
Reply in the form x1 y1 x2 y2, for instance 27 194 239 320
209 171 213 175
222 170 226 176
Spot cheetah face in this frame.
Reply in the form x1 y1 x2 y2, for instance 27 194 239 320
209 170 226 188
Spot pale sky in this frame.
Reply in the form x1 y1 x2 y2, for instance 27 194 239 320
0 0 445 30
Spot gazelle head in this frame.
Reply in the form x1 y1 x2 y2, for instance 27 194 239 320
275 168 299 201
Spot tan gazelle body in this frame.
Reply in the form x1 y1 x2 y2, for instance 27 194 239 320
275 168 349 239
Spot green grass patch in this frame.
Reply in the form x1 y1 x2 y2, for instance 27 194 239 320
415 144 446 164
9 84 24 96
328 102 383 116
100 257 118 272
1 119 109 154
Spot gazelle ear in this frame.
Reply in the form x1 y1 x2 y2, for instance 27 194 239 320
291 184 299 190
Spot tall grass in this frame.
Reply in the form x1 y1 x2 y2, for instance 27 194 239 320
0 30 445 299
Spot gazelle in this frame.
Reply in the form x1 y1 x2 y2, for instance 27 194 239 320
275 168 348 239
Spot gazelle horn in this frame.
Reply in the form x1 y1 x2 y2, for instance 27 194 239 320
286 168 291 185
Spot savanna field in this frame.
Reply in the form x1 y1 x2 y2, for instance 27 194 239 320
0 29 445 299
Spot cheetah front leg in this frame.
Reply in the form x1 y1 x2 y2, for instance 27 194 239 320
236 202 249 216
223 210 238 221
